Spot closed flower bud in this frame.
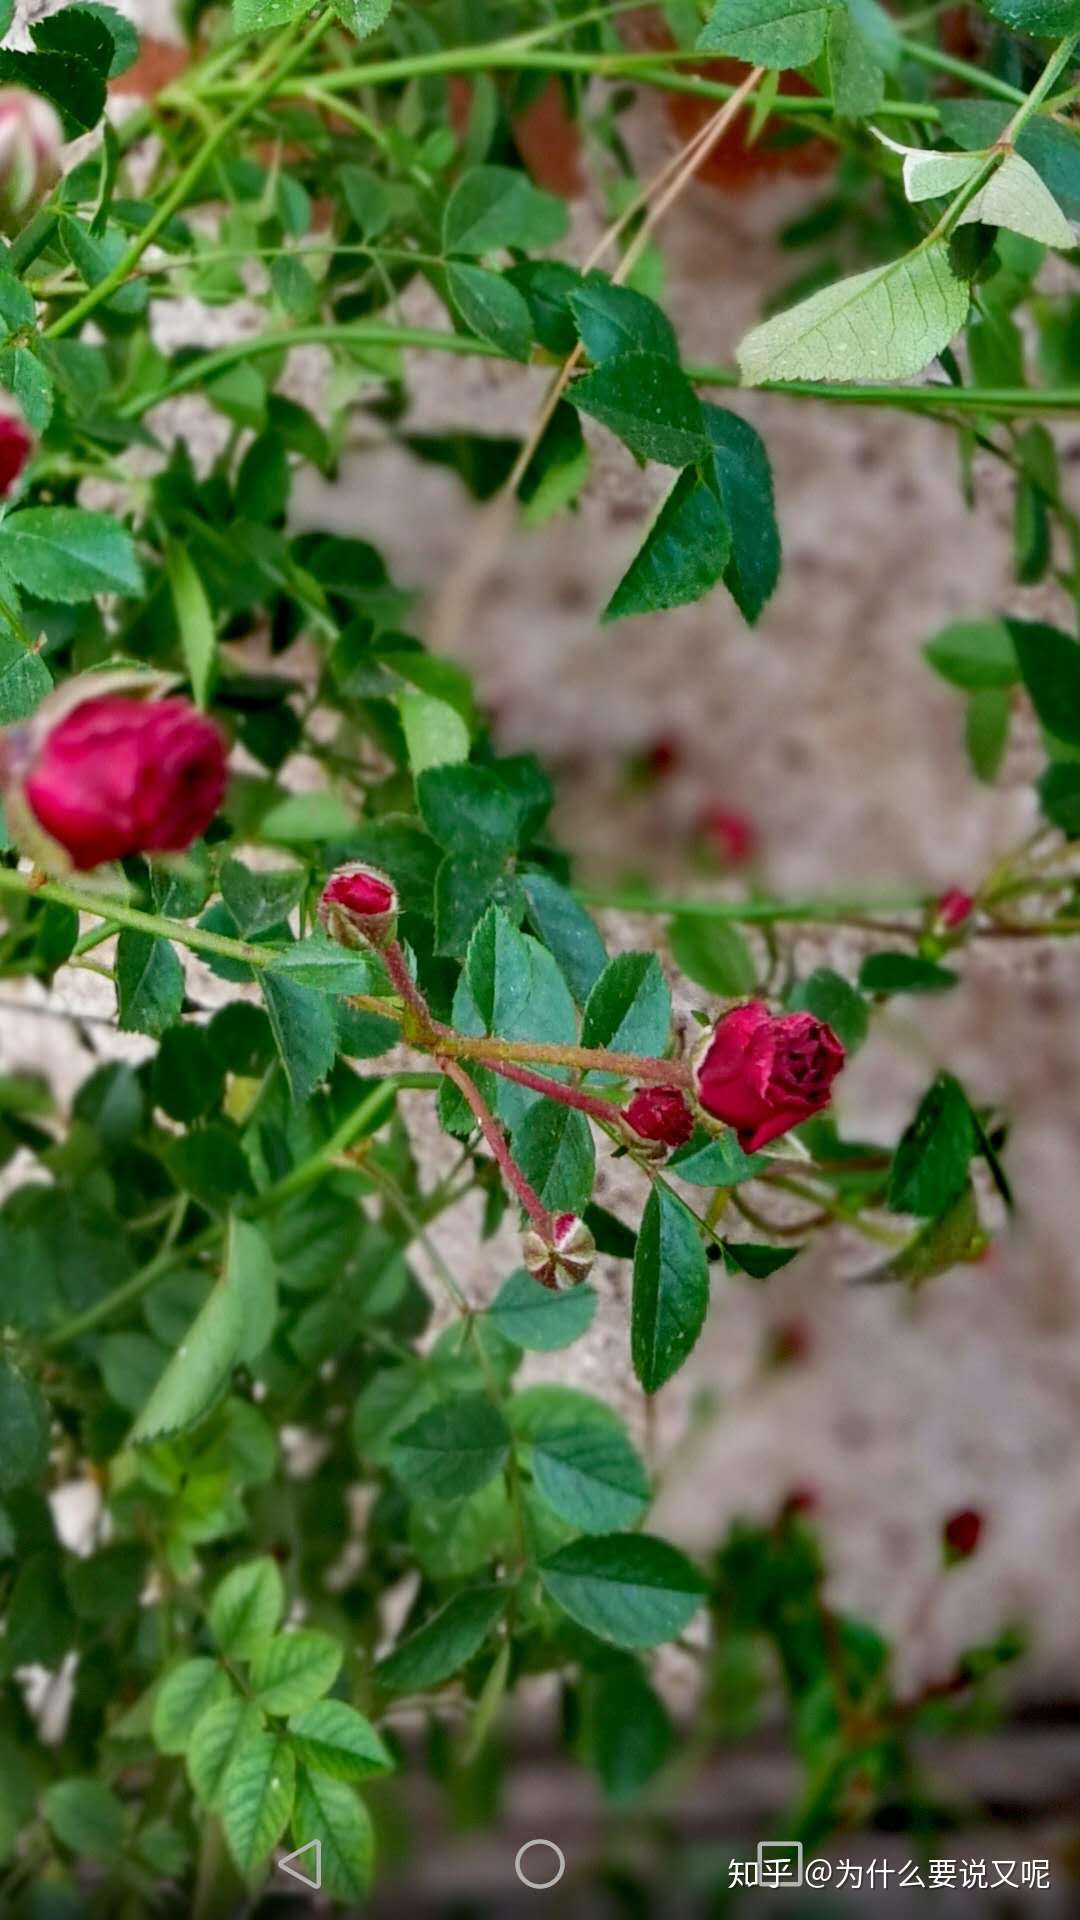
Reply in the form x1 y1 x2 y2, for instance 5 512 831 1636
0 393 33 498
8 689 227 871
318 863 399 950
624 1084 694 1152
937 888 974 930
699 803 755 866
0 89 62 236
693 1000 844 1153
521 1212 595 1290
943 1508 983 1562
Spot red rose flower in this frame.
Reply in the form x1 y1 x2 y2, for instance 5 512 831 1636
24 694 227 870
937 888 974 930
318 863 399 950
0 396 33 497
943 1508 983 1561
693 1001 845 1152
624 1084 694 1149
699 804 755 866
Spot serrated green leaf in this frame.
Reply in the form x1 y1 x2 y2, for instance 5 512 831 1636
443 165 568 255
703 404 781 623
0 508 142 602
220 1726 295 1875
210 1558 285 1661
233 0 310 30
512 1100 596 1215
888 1073 976 1217
738 242 970 385
0 48 105 139
287 1699 394 1781
115 930 184 1038
398 688 470 774
539 1533 706 1648
699 0 837 68
261 972 338 1104
572 351 710 466
151 1659 234 1756
378 1586 508 1690
604 466 731 622
331 0 392 41
570 283 678 363
488 1268 599 1350
391 1394 509 1501
187 1698 263 1810
264 937 373 994
981 0 1080 34
0 345 53 435
1010 619 1080 747
513 1386 649 1532
631 1183 710 1392
895 141 1075 249
446 262 534 362
250 1631 342 1716
828 4 884 117
291 1769 373 1900
581 951 671 1076
0 630 50 726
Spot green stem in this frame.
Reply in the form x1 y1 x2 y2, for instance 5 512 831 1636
45 9 336 341
0 868 269 969
575 887 929 923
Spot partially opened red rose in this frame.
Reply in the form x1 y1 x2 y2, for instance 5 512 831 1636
23 694 227 870
693 1001 844 1152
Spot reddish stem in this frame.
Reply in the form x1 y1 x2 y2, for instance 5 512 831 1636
438 1054 553 1236
439 1030 692 1084
486 1058 626 1128
383 939 443 1033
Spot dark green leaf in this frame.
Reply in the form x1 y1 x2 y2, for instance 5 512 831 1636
699 0 836 68
1039 761 1080 837
210 1557 285 1661
788 968 868 1052
539 1533 706 1648
859 952 959 995
570 282 679 363
668 1129 767 1184
512 1100 596 1215
377 1587 508 1690
0 49 105 139
603 467 731 622
591 1661 673 1801
0 1358 49 1493
42 1780 123 1863
572 352 710 467
265 937 373 994
391 1394 510 1501
521 871 606 1005
488 1268 599 1350
0 508 142 603
260 973 338 1104
703 405 782 623
888 1073 976 1217
443 165 568 255
513 1386 649 1533
115 930 184 1037
631 1183 709 1392
446 262 533 362
1010 618 1080 748
670 913 756 996
418 762 520 856
581 952 671 1069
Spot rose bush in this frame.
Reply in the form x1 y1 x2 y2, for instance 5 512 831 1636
0 0 1076 1909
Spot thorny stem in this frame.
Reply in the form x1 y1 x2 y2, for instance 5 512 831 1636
484 1058 629 1128
438 1030 693 1085
437 1055 553 1237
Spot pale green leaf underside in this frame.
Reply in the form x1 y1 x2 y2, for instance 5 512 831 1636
737 242 970 385
883 136 1076 249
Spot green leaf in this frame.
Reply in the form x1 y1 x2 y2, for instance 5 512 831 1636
377 1587 508 1691
980 0 1080 37
703 405 781 624
591 1660 673 1802
0 508 142 602
152 1659 234 1757
828 4 884 117
0 629 50 726
0 49 105 139
570 283 679 363
699 0 838 68
723 1240 802 1278
187 1698 263 1810
859 952 958 995
233 0 310 30
538 1533 706 1648
1038 761 1080 837
603 466 731 622
788 968 869 1053
521 871 607 1006
74 5 140 77
966 686 1011 783
631 1183 710 1393
261 789 355 842
42 1779 123 1863
261 973 338 1104
115 930 183 1037
513 1386 649 1532
670 913 756 996
489 1268 598 1350
31 6 116 74
418 763 519 856
446 262 534 362
572 351 710 466
265 937 372 994
888 1073 976 1217
894 140 1076 249
581 952 671 1075
287 1700 394 1781
165 539 216 708
923 618 1017 691
292 1769 373 1900
219 859 305 937
737 242 970 385
1010 619 1080 747
512 1101 596 1215
130 1219 275 1441
518 400 590 525
868 1181 981 1287
210 1558 285 1661
0 345 53 434
391 1394 510 1501
398 689 470 774
220 1726 295 1875
0 1357 49 1493
443 165 568 256
250 1631 343 1716
940 99 1080 221
331 0 393 38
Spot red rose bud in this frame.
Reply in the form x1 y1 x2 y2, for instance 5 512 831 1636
624 1084 694 1152
693 1001 845 1153
943 1508 983 1562
937 888 974 930
699 804 755 867
645 735 681 780
318 863 399 950
0 89 62 235
0 394 33 498
768 1318 813 1367
521 1212 595 1290
781 1485 818 1519
22 693 227 870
